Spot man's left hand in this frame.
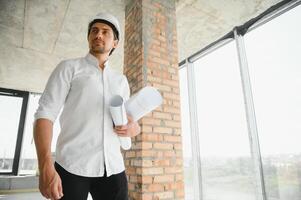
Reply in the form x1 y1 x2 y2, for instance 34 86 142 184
114 115 141 137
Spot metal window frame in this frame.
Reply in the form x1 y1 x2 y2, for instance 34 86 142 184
234 30 267 200
232 2 301 199
179 0 301 66
179 1 301 200
0 87 29 175
182 36 266 200
185 61 203 200
247 0 301 33
236 0 301 36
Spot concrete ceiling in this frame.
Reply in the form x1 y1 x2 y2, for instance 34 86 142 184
0 0 282 93
176 0 282 62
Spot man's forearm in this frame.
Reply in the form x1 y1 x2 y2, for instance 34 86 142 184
33 119 54 170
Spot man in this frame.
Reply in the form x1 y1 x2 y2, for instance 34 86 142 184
34 13 140 200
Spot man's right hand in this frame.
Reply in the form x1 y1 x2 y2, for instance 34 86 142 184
39 161 63 200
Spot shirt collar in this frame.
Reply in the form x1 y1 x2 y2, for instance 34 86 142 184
85 53 109 70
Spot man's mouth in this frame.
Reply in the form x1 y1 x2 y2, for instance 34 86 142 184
94 40 104 45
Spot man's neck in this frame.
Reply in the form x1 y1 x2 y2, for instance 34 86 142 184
90 51 109 70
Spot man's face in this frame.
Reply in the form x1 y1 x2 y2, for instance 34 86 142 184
88 22 118 55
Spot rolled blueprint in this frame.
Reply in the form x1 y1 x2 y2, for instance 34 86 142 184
109 86 163 150
109 95 128 126
125 86 163 122
109 95 131 150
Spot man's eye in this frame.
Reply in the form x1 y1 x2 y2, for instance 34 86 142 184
92 29 98 33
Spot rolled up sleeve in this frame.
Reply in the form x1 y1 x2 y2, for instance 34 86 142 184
34 61 72 123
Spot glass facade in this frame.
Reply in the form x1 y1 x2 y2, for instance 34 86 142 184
0 92 62 175
245 5 301 200
0 95 23 173
179 4 301 200
193 41 256 200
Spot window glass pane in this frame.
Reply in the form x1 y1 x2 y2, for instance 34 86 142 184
19 94 39 174
0 95 23 173
194 41 257 200
245 5 301 200
20 93 61 174
179 66 194 200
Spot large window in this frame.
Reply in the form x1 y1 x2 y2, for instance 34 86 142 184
0 88 28 175
179 2 301 200
245 4 301 200
0 89 61 175
194 41 256 200
19 94 40 174
0 95 22 173
179 66 194 200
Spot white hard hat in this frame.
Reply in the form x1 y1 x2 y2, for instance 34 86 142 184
89 12 120 40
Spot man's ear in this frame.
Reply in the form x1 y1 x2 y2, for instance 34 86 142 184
113 39 119 48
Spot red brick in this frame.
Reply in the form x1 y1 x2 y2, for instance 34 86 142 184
154 191 174 199
152 83 172 92
164 120 181 128
164 166 183 174
153 111 172 120
153 159 170 166
143 167 164 175
172 114 181 121
176 189 185 197
141 125 153 133
173 128 182 135
141 117 161 125
128 183 135 190
153 175 174 183
126 167 136 175
147 184 164 192
125 151 136 158
136 150 157 157
164 181 184 190
164 150 176 157
141 133 163 141
153 142 173 150
153 127 172 134
174 143 182 150
138 175 153 184
162 79 179 87
130 175 138 183
176 174 184 181
163 105 181 113
142 142 153 149
141 193 153 200
164 135 181 142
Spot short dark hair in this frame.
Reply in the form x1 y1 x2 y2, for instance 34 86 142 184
88 19 119 56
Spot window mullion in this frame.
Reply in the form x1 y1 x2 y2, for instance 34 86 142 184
12 91 29 175
234 29 267 200
186 61 203 200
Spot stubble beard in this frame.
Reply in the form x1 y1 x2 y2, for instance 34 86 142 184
91 45 108 54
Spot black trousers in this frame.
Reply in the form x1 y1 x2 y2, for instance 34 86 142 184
54 162 128 200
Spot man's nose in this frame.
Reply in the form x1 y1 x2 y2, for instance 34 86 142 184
95 31 103 39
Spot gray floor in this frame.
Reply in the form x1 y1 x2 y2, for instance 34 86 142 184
0 193 43 200
0 193 93 200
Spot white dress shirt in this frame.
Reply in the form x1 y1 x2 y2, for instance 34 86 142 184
34 53 131 177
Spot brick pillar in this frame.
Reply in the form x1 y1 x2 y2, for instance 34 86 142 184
124 0 184 199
